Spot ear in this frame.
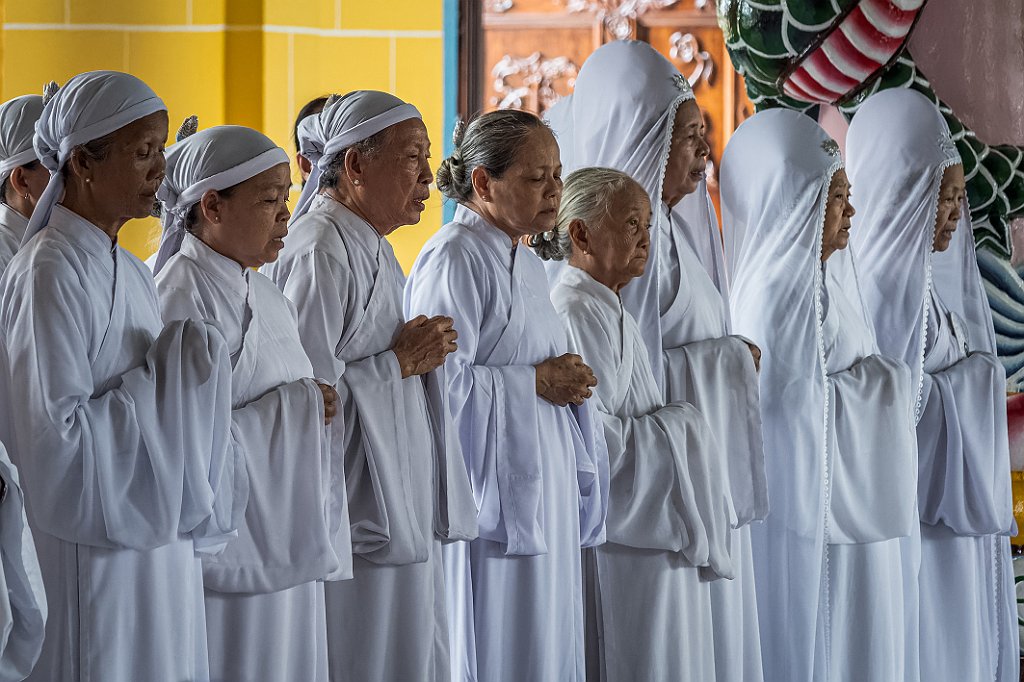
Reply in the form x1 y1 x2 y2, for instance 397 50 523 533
198 188 225 227
296 153 312 178
470 166 491 201
343 147 364 185
567 218 590 255
7 166 29 199
65 148 93 183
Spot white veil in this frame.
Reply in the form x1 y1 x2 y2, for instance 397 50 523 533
721 108 845 681
847 88 987 411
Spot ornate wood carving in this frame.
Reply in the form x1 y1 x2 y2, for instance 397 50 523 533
564 0 680 40
490 52 579 113
669 31 714 88
486 0 515 13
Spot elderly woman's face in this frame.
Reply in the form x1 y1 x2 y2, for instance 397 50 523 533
87 111 168 222
662 100 709 208
933 163 965 252
485 126 563 237
821 169 855 262
199 163 291 269
580 185 652 291
358 118 432 234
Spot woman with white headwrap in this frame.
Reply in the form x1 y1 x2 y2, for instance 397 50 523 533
0 70 246 682
153 122 353 682
540 166 734 680
405 109 608 682
723 108 918 682
548 40 766 682
263 90 477 682
848 88 1018 682
0 94 46 273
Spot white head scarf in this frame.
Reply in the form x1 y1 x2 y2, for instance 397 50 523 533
0 95 43 188
846 88 986 415
549 40 697 385
24 70 167 245
152 124 289 275
721 108 845 681
291 90 421 223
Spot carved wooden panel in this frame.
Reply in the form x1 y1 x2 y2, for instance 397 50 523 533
463 0 754 213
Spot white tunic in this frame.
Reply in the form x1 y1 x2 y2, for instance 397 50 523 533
0 445 45 682
645 206 767 682
157 233 352 682
264 194 476 682
405 204 608 682
552 265 733 681
0 204 27 277
917 290 1015 682
0 205 246 682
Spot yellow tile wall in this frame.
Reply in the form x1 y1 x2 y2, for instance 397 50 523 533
0 0 445 270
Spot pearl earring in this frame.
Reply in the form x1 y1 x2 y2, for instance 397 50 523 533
353 179 362 186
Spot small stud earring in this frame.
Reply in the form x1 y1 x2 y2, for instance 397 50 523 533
22 194 29 200
353 179 362 186
85 178 91 183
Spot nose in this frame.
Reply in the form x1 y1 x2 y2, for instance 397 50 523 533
697 134 711 159
845 198 855 218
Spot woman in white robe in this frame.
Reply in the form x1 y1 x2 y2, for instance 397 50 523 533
0 94 46 273
546 40 767 682
264 90 478 682
0 447 45 682
0 70 246 682
847 87 1018 682
722 108 918 682
542 166 735 681
153 122 352 682
405 109 608 682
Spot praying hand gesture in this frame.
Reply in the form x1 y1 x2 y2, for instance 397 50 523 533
747 342 762 372
316 382 339 426
392 315 459 378
535 353 598 406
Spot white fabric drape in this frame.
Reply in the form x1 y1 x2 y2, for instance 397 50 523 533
552 264 734 680
0 446 45 682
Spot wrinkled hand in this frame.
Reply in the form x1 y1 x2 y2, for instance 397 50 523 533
392 315 459 378
316 382 339 425
535 353 598 406
746 342 761 372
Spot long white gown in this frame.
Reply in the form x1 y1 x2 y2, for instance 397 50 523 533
156 233 353 682
650 203 768 682
0 445 45 682
820 261 918 682
264 194 477 682
917 290 1015 682
552 265 733 681
0 204 27 277
404 204 608 682
0 205 246 682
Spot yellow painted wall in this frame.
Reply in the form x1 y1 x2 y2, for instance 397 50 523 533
0 0 444 271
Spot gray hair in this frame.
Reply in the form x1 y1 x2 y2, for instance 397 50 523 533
436 109 547 202
318 126 396 191
532 166 644 261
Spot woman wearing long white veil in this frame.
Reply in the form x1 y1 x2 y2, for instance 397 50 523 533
847 87 1018 682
